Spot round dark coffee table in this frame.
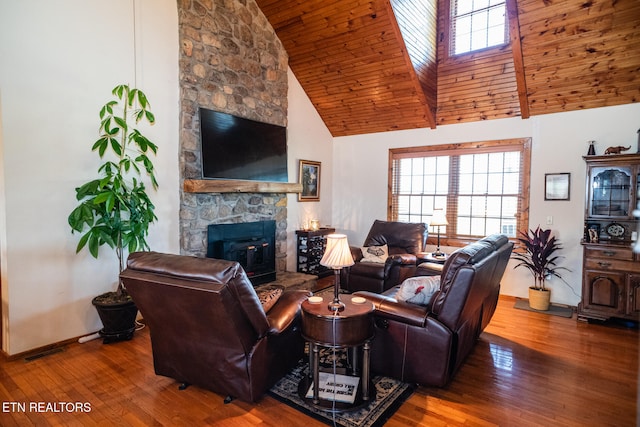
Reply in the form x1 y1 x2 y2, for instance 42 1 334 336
298 295 375 412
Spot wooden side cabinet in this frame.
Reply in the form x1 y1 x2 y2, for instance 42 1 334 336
579 154 640 322
580 244 634 321
628 274 640 317
295 228 335 278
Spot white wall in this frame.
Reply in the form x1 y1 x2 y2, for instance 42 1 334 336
332 103 640 306
0 0 179 355
285 69 334 272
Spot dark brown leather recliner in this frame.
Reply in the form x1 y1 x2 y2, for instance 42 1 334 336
341 220 427 293
354 234 513 387
120 251 310 403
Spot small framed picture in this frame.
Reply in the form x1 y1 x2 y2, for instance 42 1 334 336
545 173 570 201
585 223 600 243
298 160 321 202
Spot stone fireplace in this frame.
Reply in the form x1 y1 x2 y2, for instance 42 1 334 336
207 220 277 286
177 0 290 271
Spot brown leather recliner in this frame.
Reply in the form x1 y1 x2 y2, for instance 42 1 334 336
354 234 513 387
341 220 427 293
120 251 310 403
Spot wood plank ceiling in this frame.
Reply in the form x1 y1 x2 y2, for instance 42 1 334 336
255 0 640 137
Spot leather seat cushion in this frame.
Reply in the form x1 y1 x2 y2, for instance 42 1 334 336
349 261 386 279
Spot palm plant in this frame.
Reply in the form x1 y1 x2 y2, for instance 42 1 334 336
68 84 158 301
512 226 567 290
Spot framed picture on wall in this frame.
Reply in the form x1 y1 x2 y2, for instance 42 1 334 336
545 173 571 201
298 160 321 202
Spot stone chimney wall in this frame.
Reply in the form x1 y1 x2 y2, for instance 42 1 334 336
178 0 290 270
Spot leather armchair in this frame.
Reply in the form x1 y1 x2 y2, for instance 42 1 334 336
354 234 513 387
120 251 310 403
341 220 427 293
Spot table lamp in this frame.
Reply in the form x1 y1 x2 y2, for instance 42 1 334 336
431 208 448 258
320 234 354 312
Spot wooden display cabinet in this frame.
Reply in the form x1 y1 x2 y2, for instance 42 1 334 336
579 154 640 322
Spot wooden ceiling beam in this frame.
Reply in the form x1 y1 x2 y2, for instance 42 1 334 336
506 0 530 119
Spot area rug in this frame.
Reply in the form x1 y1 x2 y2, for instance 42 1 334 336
269 350 415 427
514 297 574 318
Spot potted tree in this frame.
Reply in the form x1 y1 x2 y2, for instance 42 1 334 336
512 226 568 311
68 84 158 343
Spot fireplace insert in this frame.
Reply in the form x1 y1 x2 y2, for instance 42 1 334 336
207 220 276 286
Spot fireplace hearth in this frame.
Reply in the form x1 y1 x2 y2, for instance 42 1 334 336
207 220 276 286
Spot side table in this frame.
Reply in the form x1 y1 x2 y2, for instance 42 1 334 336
298 296 375 412
416 252 449 276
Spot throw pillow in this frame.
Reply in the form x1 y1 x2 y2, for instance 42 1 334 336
361 244 389 263
396 276 441 306
256 285 284 313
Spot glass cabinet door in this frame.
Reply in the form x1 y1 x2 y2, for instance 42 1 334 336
590 166 632 217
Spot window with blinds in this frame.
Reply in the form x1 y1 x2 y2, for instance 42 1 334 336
388 138 530 246
451 0 508 55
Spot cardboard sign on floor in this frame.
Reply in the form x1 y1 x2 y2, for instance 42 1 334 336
305 372 360 403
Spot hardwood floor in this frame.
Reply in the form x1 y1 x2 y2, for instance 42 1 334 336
0 295 637 426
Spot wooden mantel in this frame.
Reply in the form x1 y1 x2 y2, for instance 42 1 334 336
183 179 302 194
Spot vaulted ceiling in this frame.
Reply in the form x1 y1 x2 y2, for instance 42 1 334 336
255 0 640 137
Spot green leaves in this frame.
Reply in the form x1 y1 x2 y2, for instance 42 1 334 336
112 84 127 99
68 84 159 278
99 101 117 119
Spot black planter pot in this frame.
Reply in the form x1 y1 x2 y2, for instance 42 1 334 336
91 294 138 344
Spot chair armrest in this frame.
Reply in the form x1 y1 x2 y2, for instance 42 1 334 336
416 261 444 277
266 289 311 334
353 291 428 327
386 253 417 266
415 252 430 264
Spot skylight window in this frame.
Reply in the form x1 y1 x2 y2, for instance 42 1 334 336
451 0 507 55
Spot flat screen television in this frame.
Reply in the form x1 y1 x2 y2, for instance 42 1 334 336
199 108 288 182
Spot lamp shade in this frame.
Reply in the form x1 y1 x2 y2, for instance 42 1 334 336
320 234 354 269
430 208 448 227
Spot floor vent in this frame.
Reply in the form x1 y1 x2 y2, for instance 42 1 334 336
24 347 64 362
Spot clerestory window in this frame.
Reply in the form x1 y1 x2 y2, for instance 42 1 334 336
450 0 508 55
388 138 531 247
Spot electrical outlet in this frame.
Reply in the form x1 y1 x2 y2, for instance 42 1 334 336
546 216 553 225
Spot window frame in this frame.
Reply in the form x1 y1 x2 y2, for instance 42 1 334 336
444 0 509 60
387 138 531 248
